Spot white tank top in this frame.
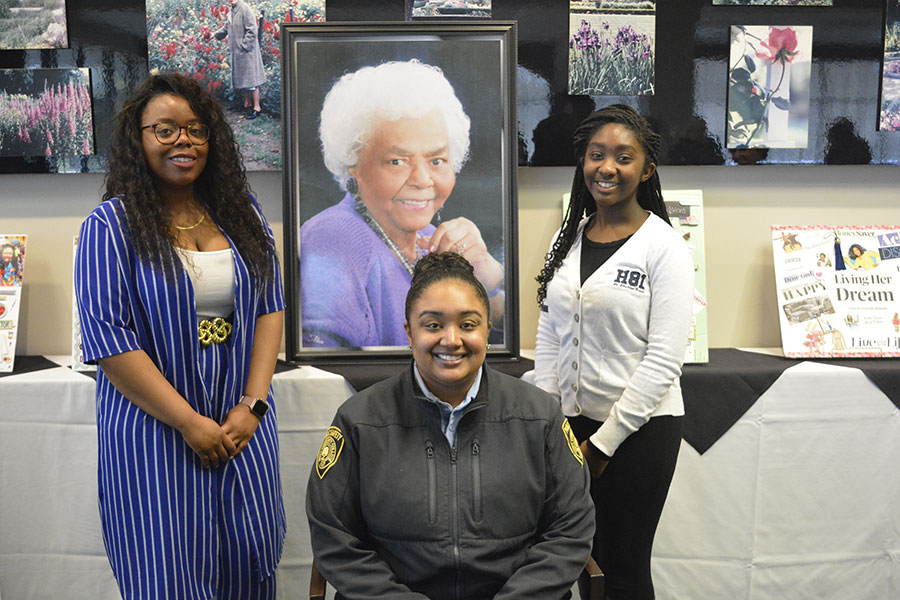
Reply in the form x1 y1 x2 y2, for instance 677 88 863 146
177 248 235 318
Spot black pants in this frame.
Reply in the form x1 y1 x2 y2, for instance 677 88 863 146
569 415 682 600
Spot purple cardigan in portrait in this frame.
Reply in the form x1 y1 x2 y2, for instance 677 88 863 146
300 194 435 347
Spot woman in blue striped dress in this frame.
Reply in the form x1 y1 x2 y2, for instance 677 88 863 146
75 73 285 599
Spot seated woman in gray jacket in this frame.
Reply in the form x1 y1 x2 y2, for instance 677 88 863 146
307 252 594 599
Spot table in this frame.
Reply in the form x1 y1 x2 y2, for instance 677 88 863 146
653 358 900 599
0 357 354 599
2 353 899 599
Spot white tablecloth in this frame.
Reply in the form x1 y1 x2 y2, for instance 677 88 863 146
2 357 899 599
653 360 900 599
0 357 354 599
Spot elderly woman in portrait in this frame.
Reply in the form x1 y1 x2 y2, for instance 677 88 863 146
300 59 504 348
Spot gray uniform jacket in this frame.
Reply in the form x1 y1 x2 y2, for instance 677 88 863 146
307 363 594 600
214 0 266 90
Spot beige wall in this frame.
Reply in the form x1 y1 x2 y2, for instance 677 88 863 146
2 165 898 356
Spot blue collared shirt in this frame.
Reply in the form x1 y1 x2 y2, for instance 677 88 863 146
413 364 483 448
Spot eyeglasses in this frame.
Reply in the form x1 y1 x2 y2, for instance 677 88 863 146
141 120 210 145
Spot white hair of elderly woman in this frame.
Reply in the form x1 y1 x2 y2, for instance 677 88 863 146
319 59 472 191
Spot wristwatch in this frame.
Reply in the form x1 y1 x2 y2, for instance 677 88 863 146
239 394 269 419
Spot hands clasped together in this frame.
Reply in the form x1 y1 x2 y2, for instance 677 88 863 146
182 404 261 469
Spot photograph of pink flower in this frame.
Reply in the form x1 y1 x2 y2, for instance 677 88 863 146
0 0 68 50
407 0 491 19
880 0 900 132
727 25 812 149
568 1 656 96
713 1 831 5
147 0 325 171
0 68 94 158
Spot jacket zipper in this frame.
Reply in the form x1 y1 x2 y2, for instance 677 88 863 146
471 439 482 522
425 440 437 525
450 443 462 599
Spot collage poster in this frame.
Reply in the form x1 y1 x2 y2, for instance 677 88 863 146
665 190 709 364
771 225 900 358
0 234 27 372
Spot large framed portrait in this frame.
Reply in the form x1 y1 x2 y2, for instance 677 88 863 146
282 21 519 363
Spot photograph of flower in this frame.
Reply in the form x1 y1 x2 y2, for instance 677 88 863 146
880 0 900 132
727 25 812 149
147 0 325 171
568 1 656 96
0 68 94 158
0 0 68 50
407 0 491 19
713 1 831 5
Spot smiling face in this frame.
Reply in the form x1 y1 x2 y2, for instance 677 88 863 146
582 122 655 213
349 110 456 243
1 247 13 265
141 94 209 197
405 278 490 407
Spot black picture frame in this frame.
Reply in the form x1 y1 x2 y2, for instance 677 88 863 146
281 20 519 364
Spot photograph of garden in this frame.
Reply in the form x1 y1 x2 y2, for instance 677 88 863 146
408 0 491 18
568 0 655 96
713 1 831 5
0 68 94 158
880 0 900 132
0 0 67 49
146 0 325 171
727 25 812 149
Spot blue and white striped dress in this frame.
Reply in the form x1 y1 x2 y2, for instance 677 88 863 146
75 197 286 599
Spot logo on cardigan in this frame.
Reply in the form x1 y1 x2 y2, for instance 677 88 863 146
561 419 584 466
613 268 647 292
316 426 345 479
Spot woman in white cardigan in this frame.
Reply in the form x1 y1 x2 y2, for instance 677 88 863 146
534 104 693 600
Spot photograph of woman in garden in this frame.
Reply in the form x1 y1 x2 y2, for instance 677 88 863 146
299 59 504 348
146 0 325 170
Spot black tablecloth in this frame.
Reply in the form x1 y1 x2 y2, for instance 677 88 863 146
681 349 900 454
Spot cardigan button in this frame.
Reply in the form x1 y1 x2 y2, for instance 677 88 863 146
573 338 579 346
572 361 578 370
571 383 578 392
574 405 582 415
574 314 580 322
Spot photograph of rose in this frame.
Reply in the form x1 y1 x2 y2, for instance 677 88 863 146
0 0 68 50
146 0 325 171
713 1 831 5
880 0 900 132
568 1 655 96
0 68 94 158
727 25 812 149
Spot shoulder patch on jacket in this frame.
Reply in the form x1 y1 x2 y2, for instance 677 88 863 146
316 426 345 479
561 418 584 466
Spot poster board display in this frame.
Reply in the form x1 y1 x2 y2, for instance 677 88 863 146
665 190 709 364
0 234 26 372
771 225 900 358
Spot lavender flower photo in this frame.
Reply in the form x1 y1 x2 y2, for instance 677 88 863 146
727 25 812 149
880 0 900 132
0 0 68 49
0 68 94 158
568 1 656 96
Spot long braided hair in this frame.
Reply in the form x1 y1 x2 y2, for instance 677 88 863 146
535 104 669 305
103 73 275 284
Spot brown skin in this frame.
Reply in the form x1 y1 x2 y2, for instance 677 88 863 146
404 279 491 408
99 92 283 468
576 122 656 479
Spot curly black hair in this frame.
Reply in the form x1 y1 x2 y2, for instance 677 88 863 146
405 252 489 322
535 104 669 305
103 73 275 284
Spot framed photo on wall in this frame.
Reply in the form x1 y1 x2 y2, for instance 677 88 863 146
282 21 519 363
